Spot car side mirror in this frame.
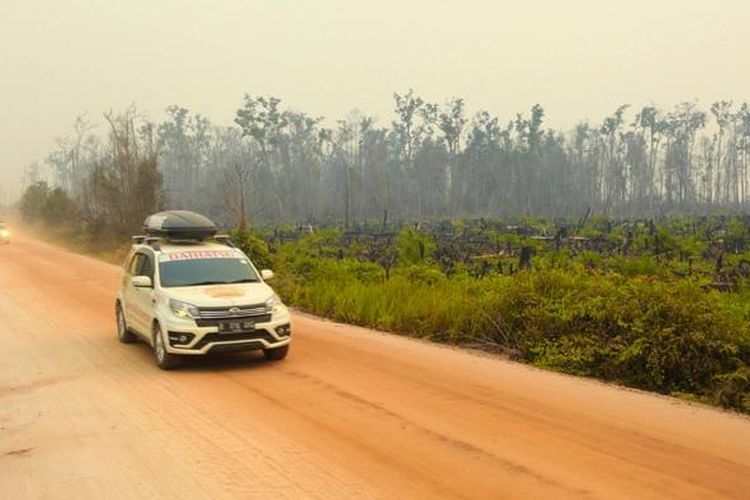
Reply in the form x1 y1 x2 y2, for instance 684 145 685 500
132 275 153 288
260 269 275 281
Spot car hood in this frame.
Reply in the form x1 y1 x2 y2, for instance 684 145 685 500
163 282 275 308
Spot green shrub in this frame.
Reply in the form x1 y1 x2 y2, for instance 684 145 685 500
231 228 272 269
397 227 436 265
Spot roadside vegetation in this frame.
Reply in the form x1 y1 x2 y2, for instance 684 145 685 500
17 181 130 263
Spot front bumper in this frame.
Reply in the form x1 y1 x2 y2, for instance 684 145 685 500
162 310 292 355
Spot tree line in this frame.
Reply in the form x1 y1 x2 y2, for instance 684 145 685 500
20 92 750 237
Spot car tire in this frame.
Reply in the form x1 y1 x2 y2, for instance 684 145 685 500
153 322 179 370
263 344 289 361
116 303 137 344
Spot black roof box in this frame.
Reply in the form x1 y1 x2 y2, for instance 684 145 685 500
143 211 218 240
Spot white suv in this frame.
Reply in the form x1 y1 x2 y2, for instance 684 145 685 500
0 222 10 244
115 211 291 369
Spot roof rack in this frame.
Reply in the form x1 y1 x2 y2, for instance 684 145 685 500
132 234 237 252
132 235 162 250
214 234 237 248
145 237 162 251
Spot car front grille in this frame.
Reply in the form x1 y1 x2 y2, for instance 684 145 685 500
194 331 277 349
195 314 272 328
197 304 268 319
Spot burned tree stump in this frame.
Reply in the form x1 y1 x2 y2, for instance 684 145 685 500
519 246 534 270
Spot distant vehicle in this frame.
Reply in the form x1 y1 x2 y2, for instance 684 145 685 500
0 222 10 244
115 211 291 370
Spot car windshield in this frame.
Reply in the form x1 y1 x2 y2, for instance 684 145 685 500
159 258 260 288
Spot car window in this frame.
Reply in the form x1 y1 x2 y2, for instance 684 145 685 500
159 258 259 288
123 251 135 271
136 253 155 280
127 254 142 275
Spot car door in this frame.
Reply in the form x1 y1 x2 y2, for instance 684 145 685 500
125 251 156 336
122 252 142 332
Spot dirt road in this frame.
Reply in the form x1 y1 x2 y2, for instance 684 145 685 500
1 234 750 499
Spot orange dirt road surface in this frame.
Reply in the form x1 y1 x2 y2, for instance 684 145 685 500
1 233 750 499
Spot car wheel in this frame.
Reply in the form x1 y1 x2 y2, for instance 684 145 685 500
116 304 137 343
153 323 179 370
263 344 289 361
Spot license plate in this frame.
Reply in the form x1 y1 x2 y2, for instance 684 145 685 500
220 321 255 332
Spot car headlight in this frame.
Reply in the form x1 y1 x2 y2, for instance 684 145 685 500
169 299 200 319
265 294 282 312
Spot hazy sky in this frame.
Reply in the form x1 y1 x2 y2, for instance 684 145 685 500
1 0 749 200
